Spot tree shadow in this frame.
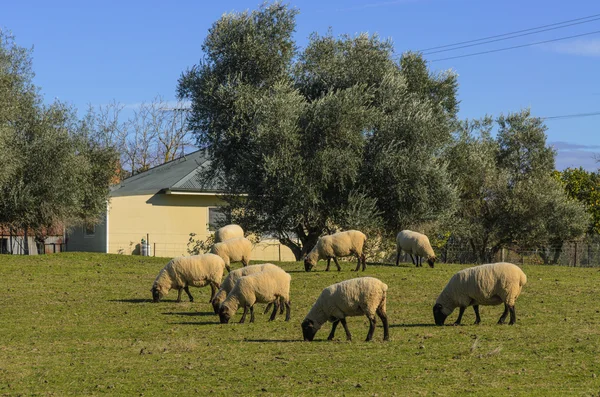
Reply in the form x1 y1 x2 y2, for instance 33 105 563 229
163 311 215 317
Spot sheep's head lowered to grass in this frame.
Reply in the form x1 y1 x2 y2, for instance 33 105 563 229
151 285 165 303
433 303 449 325
218 305 234 324
303 256 315 272
301 319 319 341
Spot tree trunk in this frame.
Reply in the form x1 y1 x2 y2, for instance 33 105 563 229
23 228 29 255
278 225 322 261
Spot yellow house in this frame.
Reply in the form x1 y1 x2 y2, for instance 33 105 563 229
67 150 296 261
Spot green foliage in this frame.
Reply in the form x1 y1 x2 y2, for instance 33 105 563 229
447 111 589 262
0 30 118 246
2 253 600 395
178 4 457 257
554 167 600 234
186 232 215 255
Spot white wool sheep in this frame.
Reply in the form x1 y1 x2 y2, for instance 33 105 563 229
301 277 389 342
218 269 291 324
304 230 367 272
211 263 283 314
433 262 527 326
210 237 253 273
396 230 437 268
214 224 244 243
151 253 225 303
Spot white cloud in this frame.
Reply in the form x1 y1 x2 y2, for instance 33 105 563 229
543 38 600 57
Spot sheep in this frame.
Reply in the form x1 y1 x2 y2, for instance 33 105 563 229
209 237 253 273
433 262 527 326
211 263 283 314
218 269 291 324
301 277 389 342
304 230 367 272
214 224 244 243
396 230 437 268
151 253 225 303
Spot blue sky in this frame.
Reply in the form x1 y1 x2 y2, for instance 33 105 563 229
3 0 599 170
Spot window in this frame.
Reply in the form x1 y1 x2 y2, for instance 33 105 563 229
84 223 95 237
208 207 226 231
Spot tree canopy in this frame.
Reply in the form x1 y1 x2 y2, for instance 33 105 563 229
0 30 118 253
178 3 459 259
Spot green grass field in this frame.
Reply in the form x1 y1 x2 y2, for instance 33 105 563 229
1 253 600 396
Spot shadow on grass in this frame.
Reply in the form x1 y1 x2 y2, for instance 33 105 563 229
390 323 436 328
171 321 220 326
162 311 215 317
243 339 319 343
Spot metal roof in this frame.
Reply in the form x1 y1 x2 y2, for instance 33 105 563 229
110 150 223 197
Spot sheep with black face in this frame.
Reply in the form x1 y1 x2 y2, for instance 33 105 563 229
433 262 527 326
301 277 389 342
304 230 367 272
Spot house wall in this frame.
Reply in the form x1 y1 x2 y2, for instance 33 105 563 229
106 193 297 261
66 213 108 253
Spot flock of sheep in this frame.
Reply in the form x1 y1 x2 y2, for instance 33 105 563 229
150 225 528 341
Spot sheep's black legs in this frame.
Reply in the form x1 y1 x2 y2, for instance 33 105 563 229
239 306 248 323
340 318 352 340
249 306 255 323
269 300 279 321
395 251 400 266
376 306 389 341
354 254 361 272
454 306 466 325
241 258 249 267
225 264 232 273
284 300 291 321
328 320 340 340
409 254 416 266
176 288 183 302
333 257 342 271
365 316 376 341
264 303 273 315
473 305 481 324
182 286 194 302
498 304 509 324
208 284 216 303
508 305 516 325
360 254 366 271
326 258 331 271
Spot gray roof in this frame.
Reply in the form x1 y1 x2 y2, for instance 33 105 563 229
110 150 223 197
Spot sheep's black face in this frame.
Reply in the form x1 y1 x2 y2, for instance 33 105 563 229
304 258 313 272
218 307 231 324
433 303 447 326
427 257 436 268
151 287 161 303
301 319 317 341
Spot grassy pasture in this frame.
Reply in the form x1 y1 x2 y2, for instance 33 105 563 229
1 253 600 396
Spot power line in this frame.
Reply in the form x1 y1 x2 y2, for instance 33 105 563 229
422 17 600 55
429 29 600 62
541 111 600 120
419 12 600 52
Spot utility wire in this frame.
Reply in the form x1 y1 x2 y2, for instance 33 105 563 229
429 29 600 62
541 111 600 120
423 17 600 55
419 12 600 52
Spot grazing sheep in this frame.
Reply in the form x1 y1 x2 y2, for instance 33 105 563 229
151 253 225 303
218 269 291 324
396 230 437 268
304 230 367 272
211 263 282 314
214 224 244 243
301 277 389 342
433 262 527 326
210 237 253 272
